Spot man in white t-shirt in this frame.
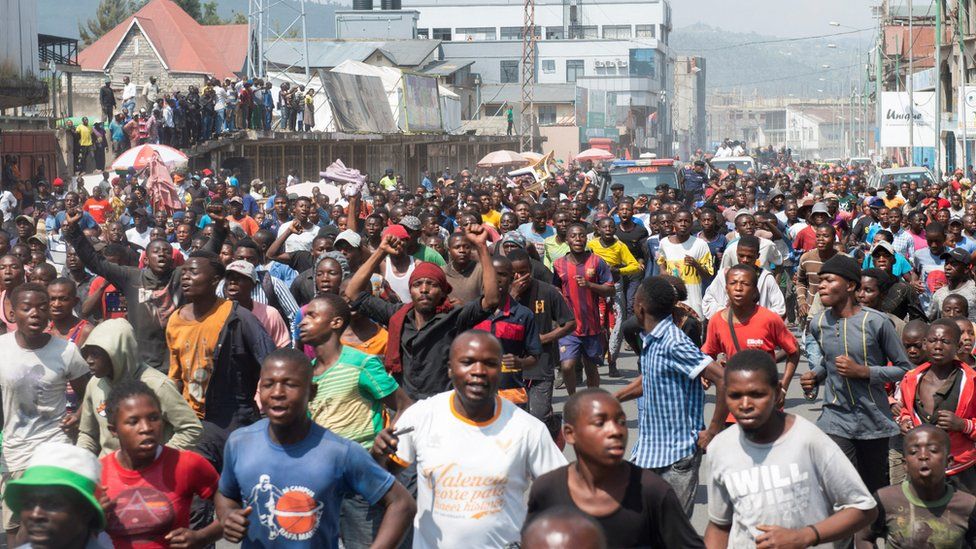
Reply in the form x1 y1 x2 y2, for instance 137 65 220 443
372 330 567 549
705 350 876 548
0 282 90 534
124 208 153 250
276 197 318 253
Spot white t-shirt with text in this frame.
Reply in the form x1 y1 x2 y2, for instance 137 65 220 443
393 391 567 549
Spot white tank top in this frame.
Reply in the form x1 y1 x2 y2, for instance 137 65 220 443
384 256 416 303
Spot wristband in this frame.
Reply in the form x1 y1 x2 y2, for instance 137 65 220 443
807 524 821 546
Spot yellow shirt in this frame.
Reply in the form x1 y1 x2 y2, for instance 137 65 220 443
883 196 905 209
167 299 234 418
76 124 93 147
586 238 642 276
482 209 502 228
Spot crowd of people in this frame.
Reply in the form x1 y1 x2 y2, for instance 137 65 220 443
67 76 318 174
5 145 976 548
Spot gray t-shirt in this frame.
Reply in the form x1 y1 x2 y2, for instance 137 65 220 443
706 415 876 548
0 333 88 472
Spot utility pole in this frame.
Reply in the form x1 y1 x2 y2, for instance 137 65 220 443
959 0 968 172
908 0 915 165
935 0 942 181
519 0 536 152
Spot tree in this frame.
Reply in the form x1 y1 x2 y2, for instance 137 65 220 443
229 11 248 25
171 0 203 21
78 0 130 47
198 2 225 25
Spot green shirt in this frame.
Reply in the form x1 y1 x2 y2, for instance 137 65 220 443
412 244 447 267
543 236 570 269
309 346 398 449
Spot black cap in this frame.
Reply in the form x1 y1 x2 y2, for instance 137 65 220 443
942 247 972 265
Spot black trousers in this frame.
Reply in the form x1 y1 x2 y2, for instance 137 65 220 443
828 434 889 493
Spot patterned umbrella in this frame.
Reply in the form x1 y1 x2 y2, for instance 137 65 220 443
575 148 616 162
111 144 188 171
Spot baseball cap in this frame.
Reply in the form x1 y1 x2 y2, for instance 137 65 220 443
225 260 257 281
942 247 972 265
870 241 896 257
811 203 830 216
734 209 753 221
382 225 410 241
228 196 243 205
14 215 33 225
399 215 422 232
868 197 885 209
949 217 964 226
334 229 362 249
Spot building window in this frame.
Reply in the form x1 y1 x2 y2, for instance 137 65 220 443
417 28 430 39
566 59 584 82
628 48 655 77
603 25 631 39
456 27 496 40
541 59 555 73
635 24 655 38
538 105 557 125
580 25 598 39
500 27 521 40
432 28 452 41
501 60 519 83
545 26 565 39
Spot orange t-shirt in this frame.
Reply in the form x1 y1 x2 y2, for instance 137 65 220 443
341 326 389 357
83 198 111 224
166 299 234 417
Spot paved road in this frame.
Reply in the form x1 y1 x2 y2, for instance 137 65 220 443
215 346 819 547
548 348 820 536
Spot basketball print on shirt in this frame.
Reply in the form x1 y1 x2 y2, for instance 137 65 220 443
247 474 324 541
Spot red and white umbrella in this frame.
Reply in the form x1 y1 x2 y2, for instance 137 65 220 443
575 148 616 162
111 144 188 171
477 150 527 168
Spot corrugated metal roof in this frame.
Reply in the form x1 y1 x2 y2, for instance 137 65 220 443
419 59 474 76
481 83 577 104
266 39 441 69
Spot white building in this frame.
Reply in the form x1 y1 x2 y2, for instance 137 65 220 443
395 0 674 156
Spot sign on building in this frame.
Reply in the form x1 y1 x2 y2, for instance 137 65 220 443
879 91 936 148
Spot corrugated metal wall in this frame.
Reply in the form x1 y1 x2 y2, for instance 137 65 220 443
0 0 38 77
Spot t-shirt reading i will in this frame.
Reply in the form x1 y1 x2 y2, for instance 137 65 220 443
0 333 88 472
392 391 567 549
101 447 219 549
706 415 876 548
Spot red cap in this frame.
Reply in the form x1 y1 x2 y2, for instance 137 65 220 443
382 224 410 241
201 168 213 176
53 177 64 186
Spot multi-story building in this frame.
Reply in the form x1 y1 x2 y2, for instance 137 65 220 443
385 0 675 157
673 56 705 159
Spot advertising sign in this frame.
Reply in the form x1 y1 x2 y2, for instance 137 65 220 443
879 91 936 148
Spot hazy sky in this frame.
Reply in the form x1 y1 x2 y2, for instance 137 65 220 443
673 0 878 37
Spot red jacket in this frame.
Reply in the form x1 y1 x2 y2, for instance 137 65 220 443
899 361 976 475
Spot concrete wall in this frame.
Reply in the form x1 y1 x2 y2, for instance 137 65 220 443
540 125 580 162
335 10 420 39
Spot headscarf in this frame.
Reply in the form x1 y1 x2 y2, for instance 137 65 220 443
384 262 453 374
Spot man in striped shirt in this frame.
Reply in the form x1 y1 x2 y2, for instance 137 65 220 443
616 276 727 516
553 223 614 395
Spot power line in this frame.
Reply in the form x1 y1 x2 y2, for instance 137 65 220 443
674 27 874 53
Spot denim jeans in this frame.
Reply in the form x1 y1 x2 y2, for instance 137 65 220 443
264 107 273 130
122 99 136 115
215 108 225 136
340 493 385 549
650 447 702 517
200 112 213 140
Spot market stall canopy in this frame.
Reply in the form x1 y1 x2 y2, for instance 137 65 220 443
111 144 188 171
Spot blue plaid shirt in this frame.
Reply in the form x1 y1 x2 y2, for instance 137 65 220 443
630 315 712 469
